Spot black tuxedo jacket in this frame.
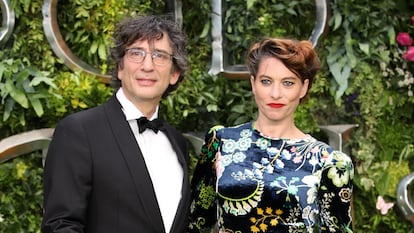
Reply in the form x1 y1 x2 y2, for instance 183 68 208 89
42 95 191 233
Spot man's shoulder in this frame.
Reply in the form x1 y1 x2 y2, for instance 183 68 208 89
64 104 105 121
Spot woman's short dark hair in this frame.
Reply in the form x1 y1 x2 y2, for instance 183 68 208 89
109 14 188 98
246 38 321 102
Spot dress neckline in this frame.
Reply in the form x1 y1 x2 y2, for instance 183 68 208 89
250 121 313 142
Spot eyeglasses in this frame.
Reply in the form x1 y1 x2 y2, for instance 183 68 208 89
125 48 174 66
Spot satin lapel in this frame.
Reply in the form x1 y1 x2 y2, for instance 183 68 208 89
103 96 165 233
161 126 186 167
160 122 191 233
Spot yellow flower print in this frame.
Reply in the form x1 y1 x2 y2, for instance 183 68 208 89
265 207 272 214
275 209 283 215
259 223 268 231
251 225 260 233
270 218 279 226
250 207 285 231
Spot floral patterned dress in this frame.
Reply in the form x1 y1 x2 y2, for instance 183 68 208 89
187 123 354 233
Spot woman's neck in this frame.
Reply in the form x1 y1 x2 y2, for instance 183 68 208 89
253 120 306 139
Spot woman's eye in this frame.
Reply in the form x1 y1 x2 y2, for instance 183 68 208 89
260 79 271 85
282 80 294 86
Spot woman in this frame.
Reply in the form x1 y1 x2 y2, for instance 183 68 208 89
187 38 354 233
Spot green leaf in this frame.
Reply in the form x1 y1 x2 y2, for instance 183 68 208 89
200 23 210 38
98 43 107 60
202 92 217 101
231 104 246 114
378 50 391 64
30 76 57 89
358 43 370 56
15 69 31 84
3 98 14 121
332 12 342 31
206 104 218 112
5 80 29 108
0 62 5 82
90 41 98 53
387 26 396 45
28 94 44 117
246 0 256 10
345 32 357 68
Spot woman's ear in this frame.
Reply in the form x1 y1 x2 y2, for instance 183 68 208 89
250 75 256 95
300 79 309 99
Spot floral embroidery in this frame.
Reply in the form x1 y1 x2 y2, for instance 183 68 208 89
250 207 286 232
197 183 216 209
326 151 353 187
218 169 265 216
339 188 352 203
256 137 270 150
223 139 237 153
233 152 246 163
238 137 252 151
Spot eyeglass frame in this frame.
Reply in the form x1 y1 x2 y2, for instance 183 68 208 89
124 48 174 66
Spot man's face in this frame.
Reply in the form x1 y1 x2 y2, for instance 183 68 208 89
118 35 180 109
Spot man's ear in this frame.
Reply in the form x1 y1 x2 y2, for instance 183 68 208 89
170 71 180 85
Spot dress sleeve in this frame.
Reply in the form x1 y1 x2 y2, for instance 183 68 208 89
318 150 354 233
187 126 223 233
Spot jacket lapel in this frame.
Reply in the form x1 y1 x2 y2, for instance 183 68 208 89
103 96 165 233
161 122 191 233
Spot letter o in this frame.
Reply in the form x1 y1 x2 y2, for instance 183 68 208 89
42 0 111 83
0 0 15 44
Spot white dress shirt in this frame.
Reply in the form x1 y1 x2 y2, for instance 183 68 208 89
116 88 183 232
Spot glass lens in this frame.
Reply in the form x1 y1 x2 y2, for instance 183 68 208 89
125 48 172 65
126 49 146 63
152 51 172 65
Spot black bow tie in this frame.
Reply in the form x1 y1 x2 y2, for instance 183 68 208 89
137 117 164 134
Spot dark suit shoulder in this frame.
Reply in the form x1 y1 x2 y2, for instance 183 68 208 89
57 96 119 128
63 105 104 120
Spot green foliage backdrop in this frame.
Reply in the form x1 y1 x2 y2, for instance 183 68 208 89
0 0 413 232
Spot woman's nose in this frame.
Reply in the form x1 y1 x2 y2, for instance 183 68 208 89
270 84 282 99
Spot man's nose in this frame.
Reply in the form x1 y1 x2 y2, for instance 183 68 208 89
141 53 154 69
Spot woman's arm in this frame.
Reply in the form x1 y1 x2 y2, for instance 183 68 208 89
318 150 354 233
187 126 223 233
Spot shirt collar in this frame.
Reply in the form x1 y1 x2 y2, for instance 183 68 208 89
116 88 159 121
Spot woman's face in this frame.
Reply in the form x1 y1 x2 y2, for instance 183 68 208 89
250 56 309 124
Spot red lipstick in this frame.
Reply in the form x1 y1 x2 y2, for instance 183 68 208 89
267 103 285 108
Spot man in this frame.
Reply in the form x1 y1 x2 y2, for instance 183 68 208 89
42 15 191 233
